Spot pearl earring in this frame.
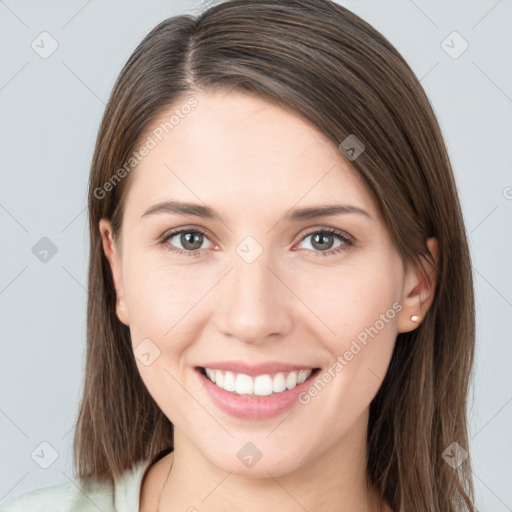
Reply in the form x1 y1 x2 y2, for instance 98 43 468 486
411 315 419 322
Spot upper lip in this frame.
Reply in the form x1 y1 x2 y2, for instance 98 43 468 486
197 361 318 377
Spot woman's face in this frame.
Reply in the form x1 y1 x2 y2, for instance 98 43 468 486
101 90 433 476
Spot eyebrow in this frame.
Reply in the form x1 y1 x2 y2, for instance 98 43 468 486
284 204 372 221
141 200 223 221
141 200 372 222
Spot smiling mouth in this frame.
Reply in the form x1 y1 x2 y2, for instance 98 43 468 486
197 366 320 397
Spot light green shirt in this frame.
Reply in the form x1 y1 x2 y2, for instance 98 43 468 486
0 457 153 512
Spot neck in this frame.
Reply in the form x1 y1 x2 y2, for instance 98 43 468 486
157 409 388 512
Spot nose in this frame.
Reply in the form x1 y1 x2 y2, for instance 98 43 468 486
212 251 295 345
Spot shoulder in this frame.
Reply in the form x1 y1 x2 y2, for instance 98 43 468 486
0 458 154 512
0 459 160 512
0 478 115 512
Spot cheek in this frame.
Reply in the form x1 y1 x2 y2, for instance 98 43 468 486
121 256 221 415
292 260 400 401
293 259 400 341
124 251 214 341
122 257 208 417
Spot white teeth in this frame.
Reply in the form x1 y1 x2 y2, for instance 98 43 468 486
297 369 309 384
253 375 273 396
223 371 236 392
285 371 298 389
272 372 286 393
235 374 253 395
215 370 224 387
205 368 215 383
203 368 313 396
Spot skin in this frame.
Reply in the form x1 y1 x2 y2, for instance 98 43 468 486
100 90 438 512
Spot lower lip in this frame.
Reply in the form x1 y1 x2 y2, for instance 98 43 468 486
196 368 320 420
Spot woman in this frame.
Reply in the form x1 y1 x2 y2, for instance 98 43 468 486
1 0 476 510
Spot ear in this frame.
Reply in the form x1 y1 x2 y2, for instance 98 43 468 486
99 218 130 326
397 237 439 333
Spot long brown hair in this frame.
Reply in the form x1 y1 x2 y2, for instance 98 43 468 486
74 1 476 510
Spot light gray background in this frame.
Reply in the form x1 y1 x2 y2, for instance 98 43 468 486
1 0 511 510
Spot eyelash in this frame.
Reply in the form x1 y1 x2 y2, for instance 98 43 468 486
159 227 354 258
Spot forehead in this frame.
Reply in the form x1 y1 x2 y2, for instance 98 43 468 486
123 90 378 222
